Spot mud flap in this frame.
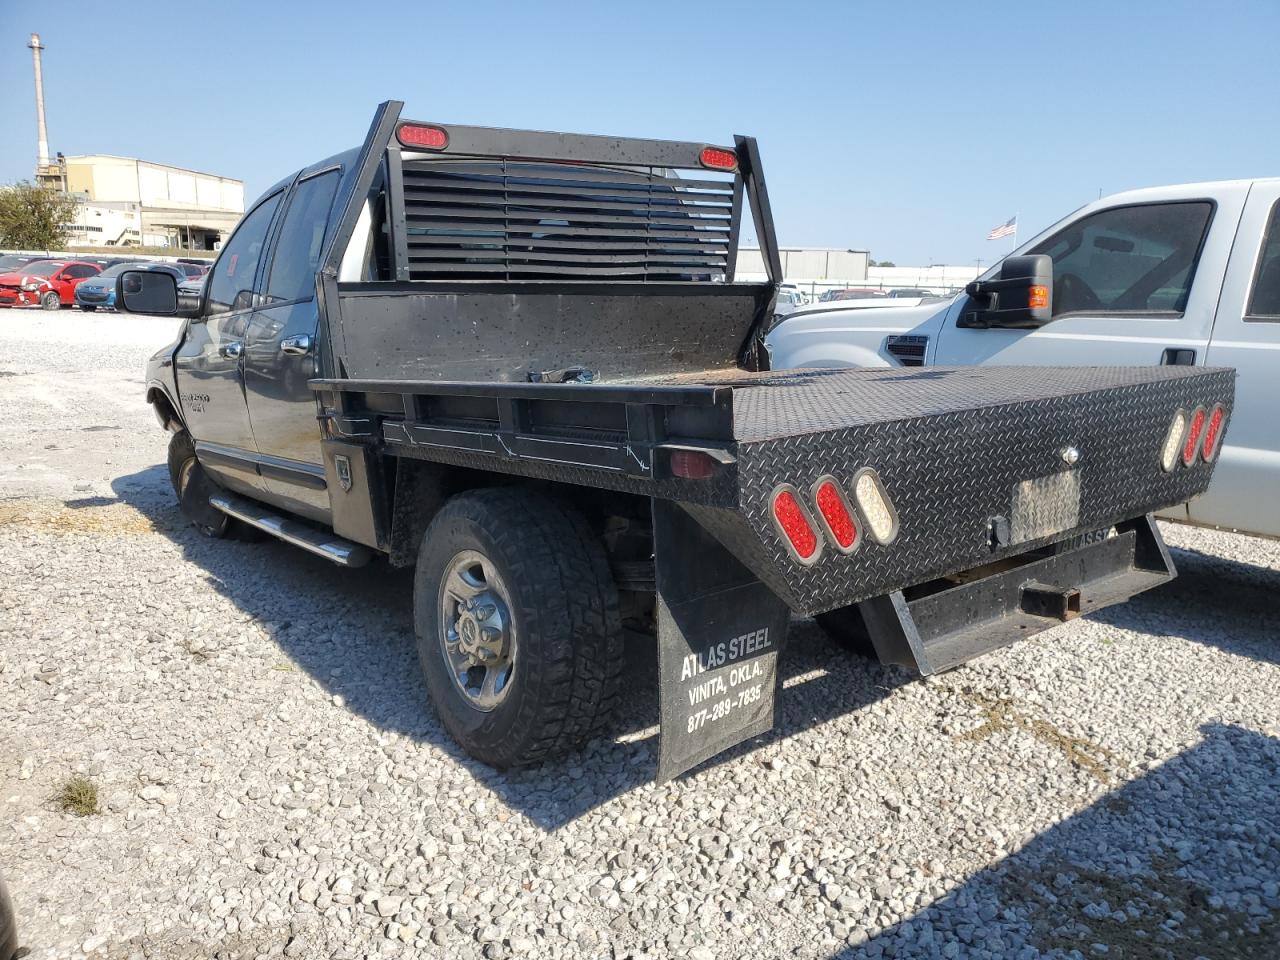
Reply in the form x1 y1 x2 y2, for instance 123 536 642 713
653 500 790 783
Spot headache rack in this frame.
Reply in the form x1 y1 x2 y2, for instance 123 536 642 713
316 102 784 385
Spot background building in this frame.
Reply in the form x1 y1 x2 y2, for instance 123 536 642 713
735 246 979 298
735 247 870 284
62 155 243 249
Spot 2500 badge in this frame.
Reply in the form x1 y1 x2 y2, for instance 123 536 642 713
180 392 211 413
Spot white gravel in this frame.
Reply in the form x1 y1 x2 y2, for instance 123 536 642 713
1 310 1277 960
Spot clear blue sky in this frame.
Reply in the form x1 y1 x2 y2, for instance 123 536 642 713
2 0 1276 266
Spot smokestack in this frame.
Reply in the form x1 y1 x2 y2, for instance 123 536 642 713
28 32 50 172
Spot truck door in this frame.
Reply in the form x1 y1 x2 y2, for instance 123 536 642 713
935 188 1247 367
175 191 283 495
1192 182 1280 537
242 168 342 522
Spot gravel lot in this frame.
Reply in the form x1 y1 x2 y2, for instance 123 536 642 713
1 311 1277 960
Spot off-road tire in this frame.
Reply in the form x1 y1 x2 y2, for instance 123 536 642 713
814 605 877 659
414 488 624 767
167 430 230 538
41 291 61 310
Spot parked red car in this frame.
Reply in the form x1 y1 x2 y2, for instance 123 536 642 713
0 260 102 310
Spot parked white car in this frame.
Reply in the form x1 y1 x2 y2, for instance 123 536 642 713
768 177 1280 539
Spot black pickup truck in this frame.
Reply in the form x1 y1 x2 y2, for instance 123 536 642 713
120 101 1233 780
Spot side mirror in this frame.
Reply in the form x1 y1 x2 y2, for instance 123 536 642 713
117 270 179 315
959 254 1053 328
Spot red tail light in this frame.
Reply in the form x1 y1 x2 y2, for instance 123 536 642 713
398 124 449 150
669 449 717 480
1200 404 1226 462
699 146 738 171
771 485 821 564
1181 406 1207 466
811 476 859 552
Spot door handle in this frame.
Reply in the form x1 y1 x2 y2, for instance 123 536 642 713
218 341 243 359
280 334 313 356
1161 347 1196 366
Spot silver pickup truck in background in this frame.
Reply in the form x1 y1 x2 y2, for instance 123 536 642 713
768 178 1280 540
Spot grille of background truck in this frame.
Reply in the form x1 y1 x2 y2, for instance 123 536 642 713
400 159 737 281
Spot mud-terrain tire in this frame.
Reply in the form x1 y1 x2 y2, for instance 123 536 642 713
814 605 878 659
414 488 623 767
167 430 230 538
41 291 60 310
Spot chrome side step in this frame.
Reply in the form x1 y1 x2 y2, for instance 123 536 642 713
208 493 373 568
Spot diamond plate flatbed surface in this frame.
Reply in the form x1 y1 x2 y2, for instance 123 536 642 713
625 365 1229 442
681 364 1235 614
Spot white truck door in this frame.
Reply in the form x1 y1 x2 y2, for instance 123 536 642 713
1193 181 1280 538
934 186 1248 367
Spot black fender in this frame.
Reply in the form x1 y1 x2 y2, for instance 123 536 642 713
146 381 184 433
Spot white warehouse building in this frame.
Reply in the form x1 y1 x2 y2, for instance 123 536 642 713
63 155 244 249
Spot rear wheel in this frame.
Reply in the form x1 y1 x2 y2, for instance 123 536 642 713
413 488 623 767
815 605 878 659
167 431 229 538
41 291 61 311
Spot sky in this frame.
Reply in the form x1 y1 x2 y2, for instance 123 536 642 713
1 0 1277 267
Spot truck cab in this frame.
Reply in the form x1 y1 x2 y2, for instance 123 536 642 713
146 151 356 524
768 177 1280 539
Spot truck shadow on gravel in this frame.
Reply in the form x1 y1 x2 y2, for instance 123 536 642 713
829 723 1279 959
1092 543 1280 667
110 466 909 830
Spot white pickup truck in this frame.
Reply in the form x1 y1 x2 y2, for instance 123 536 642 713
768 177 1280 539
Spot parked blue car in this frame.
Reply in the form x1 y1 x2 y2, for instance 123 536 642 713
76 262 187 311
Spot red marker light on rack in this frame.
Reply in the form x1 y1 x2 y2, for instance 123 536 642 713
398 124 449 150
699 146 738 171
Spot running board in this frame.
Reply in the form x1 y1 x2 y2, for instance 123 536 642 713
208 494 373 568
859 515 1174 676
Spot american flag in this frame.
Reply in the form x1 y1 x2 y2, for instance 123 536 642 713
987 216 1017 240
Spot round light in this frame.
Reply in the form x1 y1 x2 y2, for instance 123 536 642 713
1160 409 1187 473
770 485 821 564
852 468 899 545
1181 406 1207 467
1200 405 1226 463
811 476 859 553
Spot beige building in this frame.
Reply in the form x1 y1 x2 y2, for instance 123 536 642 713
62 155 243 249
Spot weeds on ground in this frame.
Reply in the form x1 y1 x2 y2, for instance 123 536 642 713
53 776 99 816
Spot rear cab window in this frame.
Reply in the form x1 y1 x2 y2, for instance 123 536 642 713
264 170 342 304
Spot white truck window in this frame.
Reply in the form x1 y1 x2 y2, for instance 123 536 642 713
1028 201 1213 318
1246 199 1280 321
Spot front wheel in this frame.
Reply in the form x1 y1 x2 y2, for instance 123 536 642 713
167 431 229 538
41 291 61 311
414 488 623 767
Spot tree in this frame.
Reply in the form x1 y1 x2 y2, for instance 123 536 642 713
0 181 78 250
869 259 897 268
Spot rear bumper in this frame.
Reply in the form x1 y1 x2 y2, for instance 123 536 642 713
860 515 1172 675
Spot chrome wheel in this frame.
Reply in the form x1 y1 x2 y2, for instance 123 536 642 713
439 550 516 711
